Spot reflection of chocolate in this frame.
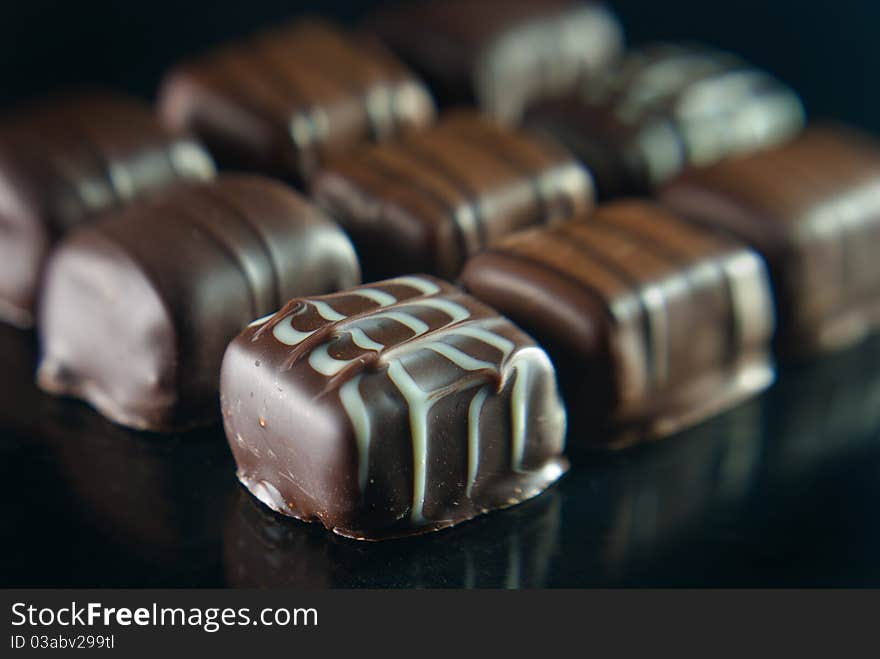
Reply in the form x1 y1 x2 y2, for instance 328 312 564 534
662 125 880 357
159 19 436 184
461 200 775 445
525 44 804 198
311 111 593 281
224 483 562 588
0 324 233 586
596 398 765 578
37 394 234 564
0 92 215 328
599 336 880 584
368 0 623 122
761 335 880 480
221 276 567 540
37 175 360 431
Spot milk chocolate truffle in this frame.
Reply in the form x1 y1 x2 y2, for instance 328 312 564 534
460 200 776 446
159 18 436 184
661 125 880 357
368 0 623 122
311 111 594 280
525 44 805 198
37 174 360 431
0 92 215 328
220 276 567 540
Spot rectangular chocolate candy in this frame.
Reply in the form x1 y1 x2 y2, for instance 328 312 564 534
661 125 880 356
220 276 568 540
311 111 594 280
461 200 776 446
368 0 622 122
525 44 804 198
159 18 436 184
0 92 215 328
37 174 360 431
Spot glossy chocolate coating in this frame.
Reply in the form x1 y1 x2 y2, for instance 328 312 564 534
37 174 360 431
311 111 594 280
661 124 880 357
159 18 436 184
368 0 623 122
525 44 805 198
220 275 567 540
460 200 776 446
0 92 215 328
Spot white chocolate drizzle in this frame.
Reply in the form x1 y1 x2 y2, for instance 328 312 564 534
466 386 490 496
266 276 554 522
384 275 441 295
339 375 371 490
508 348 546 472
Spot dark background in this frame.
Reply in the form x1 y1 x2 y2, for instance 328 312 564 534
0 0 876 134
1 0 879 587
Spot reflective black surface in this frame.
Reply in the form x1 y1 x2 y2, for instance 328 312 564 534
1 324 879 587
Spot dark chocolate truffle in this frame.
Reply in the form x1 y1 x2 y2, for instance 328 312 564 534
0 92 215 327
460 200 776 446
220 275 567 540
661 124 880 357
37 174 360 431
311 110 594 281
368 0 623 122
525 44 805 198
159 18 436 184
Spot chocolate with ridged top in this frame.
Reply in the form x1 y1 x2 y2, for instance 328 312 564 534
158 18 436 184
525 44 804 198
37 174 360 431
311 111 594 280
661 124 880 357
368 0 623 122
0 92 215 327
461 200 776 446
220 275 567 540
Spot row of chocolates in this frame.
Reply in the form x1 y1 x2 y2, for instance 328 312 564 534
1 2 877 540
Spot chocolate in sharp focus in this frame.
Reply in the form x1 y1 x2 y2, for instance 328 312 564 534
661 124 880 357
524 43 805 198
310 110 594 281
158 18 436 184
37 174 360 431
220 275 568 540
0 92 215 328
460 200 776 446
367 0 623 122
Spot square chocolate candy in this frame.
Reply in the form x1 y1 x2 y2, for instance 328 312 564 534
0 92 215 328
525 44 804 198
461 200 776 446
311 111 594 280
220 276 567 540
37 175 359 431
159 18 436 184
368 0 623 122
661 125 880 356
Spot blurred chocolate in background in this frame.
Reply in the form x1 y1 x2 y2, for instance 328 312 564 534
0 1 874 134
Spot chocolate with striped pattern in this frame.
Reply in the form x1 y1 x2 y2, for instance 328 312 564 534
367 0 623 122
158 19 436 184
524 44 804 198
36 174 359 431
461 200 776 446
0 92 215 328
311 111 594 280
220 275 567 540
662 124 880 357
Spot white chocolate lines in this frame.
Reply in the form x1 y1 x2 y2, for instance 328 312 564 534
466 386 491 497
339 374 371 491
265 277 543 523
